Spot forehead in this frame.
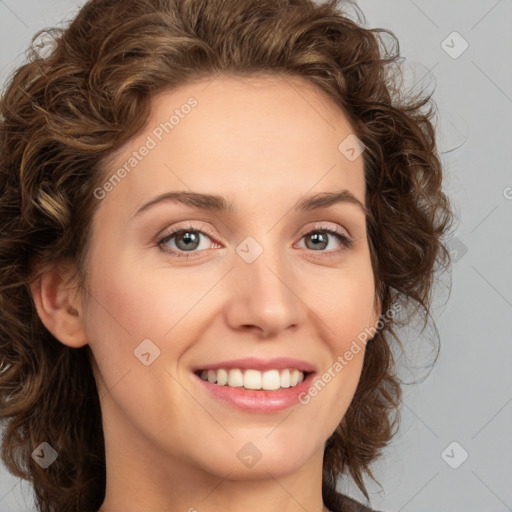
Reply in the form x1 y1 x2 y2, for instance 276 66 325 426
149 72 354 150
96 73 366 217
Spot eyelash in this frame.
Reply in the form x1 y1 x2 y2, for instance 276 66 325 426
157 223 354 259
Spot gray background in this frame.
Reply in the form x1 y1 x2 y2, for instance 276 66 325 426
0 1 511 511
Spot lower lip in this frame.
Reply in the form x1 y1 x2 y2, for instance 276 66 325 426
194 372 315 412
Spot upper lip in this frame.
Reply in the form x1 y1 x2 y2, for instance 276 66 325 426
193 357 316 373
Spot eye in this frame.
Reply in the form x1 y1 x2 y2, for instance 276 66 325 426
296 225 353 255
157 223 354 260
157 225 219 259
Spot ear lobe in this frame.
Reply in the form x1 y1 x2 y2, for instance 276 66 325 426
29 263 88 348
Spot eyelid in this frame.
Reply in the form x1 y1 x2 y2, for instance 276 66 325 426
157 221 354 258
294 222 354 255
158 221 351 242
296 221 351 240
158 222 217 242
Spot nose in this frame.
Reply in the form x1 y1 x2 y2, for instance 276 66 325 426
223 246 306 339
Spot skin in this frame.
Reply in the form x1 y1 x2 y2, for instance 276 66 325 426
31 74 381 512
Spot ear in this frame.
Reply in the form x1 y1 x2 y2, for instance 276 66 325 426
29 262 88 348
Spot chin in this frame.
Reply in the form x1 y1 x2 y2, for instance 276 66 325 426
190 434 320 479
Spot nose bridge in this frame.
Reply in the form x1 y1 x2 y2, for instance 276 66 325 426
225 232 304 336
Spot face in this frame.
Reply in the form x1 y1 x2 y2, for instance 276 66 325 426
80 74 380 482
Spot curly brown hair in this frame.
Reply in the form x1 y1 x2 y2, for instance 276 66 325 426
0 0 454 510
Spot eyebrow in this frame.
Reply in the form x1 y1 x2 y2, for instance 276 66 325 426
132 189 367 217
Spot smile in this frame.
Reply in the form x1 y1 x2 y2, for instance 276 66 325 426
196 368 308 391
193 368 316 413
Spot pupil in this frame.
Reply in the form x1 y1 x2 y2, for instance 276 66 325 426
177 231 199 250
308 232 327 250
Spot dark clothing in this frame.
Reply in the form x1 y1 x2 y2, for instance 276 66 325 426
329 491 384 512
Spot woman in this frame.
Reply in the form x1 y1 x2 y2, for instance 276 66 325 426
0 0 453 511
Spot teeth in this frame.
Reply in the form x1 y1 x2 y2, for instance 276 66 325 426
244 369 262 390
280 369 291 388
227 368 244 387
217 368 228 386
198 368 307 390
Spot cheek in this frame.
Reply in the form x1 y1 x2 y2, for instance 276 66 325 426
309 261 377 349
84 245 378 355
81 246 226 401
83 226 377 388
84 247 206 341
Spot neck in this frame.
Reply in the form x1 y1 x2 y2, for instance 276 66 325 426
98 425 329 512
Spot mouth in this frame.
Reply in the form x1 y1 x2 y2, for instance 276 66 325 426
191 357 318 412
194 367 314 391
192 367 316 412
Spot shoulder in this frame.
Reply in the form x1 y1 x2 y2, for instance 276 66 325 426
327 492 385 512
